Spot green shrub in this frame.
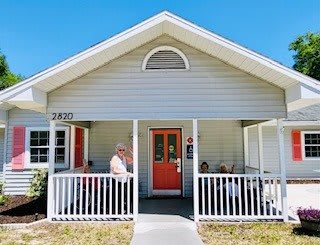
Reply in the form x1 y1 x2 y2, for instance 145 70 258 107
0 181 4 195
0 194 8 205
0 181 8 205
26 169 48 198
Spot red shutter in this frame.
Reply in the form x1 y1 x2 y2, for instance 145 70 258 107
292 130 302 161
75 128 84 168
12 126 26 170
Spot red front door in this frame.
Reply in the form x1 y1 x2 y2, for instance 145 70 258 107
153 129 181 192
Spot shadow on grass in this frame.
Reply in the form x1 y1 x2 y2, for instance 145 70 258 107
292 227 320 238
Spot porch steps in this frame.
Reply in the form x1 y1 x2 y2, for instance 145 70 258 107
131 214 203 245
134 221 197 233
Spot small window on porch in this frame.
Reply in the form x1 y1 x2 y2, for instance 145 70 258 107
302 131 320 160
142 46 190 71
25 127 70 168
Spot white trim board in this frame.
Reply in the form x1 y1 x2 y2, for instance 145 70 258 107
245 120 320 128
24 126 70 169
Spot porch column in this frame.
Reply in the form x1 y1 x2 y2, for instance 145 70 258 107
257 124 264 174
84 128 89 162
277 119 288 222
193 119 199 222
133 120 139 221
47 120 56 221
69 126 76 170
243 127 249 169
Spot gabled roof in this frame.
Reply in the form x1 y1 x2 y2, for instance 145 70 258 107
0 11 319 111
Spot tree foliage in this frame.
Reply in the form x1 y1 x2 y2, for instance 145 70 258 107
289 32 320 80
0 51 23 90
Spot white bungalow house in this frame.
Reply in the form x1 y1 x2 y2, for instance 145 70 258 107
0 11 319 222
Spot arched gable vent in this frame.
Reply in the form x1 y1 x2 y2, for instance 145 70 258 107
142 46 190 71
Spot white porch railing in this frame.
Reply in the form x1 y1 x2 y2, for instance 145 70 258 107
197 174 282 220
48 173 134 221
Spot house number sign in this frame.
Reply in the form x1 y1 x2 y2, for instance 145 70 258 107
51 113 74 120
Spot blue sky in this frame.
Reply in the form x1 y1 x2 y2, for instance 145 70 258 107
0 0 319 77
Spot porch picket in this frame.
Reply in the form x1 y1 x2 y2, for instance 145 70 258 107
49 173 134 221
197 174 283 220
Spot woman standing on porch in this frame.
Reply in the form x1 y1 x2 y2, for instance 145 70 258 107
110 143 133 214
110 143 133 176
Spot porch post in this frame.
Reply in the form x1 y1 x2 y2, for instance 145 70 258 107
257 124 264 174
133 120 139 221
70 126 76 170
84 128 89 162
47 120 56 221
193 119 199 222
243 127 249 169
277 119 288 222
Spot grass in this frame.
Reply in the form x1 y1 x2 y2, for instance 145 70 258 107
198 222 320 245
0 222 134 245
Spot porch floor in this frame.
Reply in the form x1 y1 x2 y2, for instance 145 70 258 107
138 198 194 222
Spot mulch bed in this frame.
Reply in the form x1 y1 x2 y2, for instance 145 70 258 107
0 196 47 224
287 179 320 184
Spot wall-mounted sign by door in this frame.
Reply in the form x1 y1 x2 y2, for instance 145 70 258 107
186 144 193 159
186 137 193 145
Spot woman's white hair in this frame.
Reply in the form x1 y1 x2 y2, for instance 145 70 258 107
115 143 127 151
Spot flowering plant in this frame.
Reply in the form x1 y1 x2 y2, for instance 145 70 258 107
297 207 320 222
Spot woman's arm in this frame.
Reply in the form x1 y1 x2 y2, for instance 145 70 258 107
126 156 133 164
126 146 134 164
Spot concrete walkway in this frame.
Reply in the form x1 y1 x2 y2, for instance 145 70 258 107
131 199 203 245
287 184 320 220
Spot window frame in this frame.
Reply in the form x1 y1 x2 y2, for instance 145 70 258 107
25 127 70 169
142 46 190 71
301 131 320 161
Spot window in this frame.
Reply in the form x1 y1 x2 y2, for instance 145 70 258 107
142 46 189 71
302 131 320 160
25 127 70 168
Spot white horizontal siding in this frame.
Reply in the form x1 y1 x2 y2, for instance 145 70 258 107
48 36 286 120
88 120 244 198
4 108 49 195
199 120 244 174
248 125 320 178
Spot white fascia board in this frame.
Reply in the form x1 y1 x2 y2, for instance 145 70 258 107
7 87 47 110
0 13 166 101
167 13 320 90
286 84 320 111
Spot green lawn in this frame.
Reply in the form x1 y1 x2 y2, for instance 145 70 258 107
0 222 134 245
198 223 320 245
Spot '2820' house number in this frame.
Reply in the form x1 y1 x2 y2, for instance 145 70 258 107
51 113 73 120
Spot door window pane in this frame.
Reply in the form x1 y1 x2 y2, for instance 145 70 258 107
154 134 164 163
168 134 177 163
